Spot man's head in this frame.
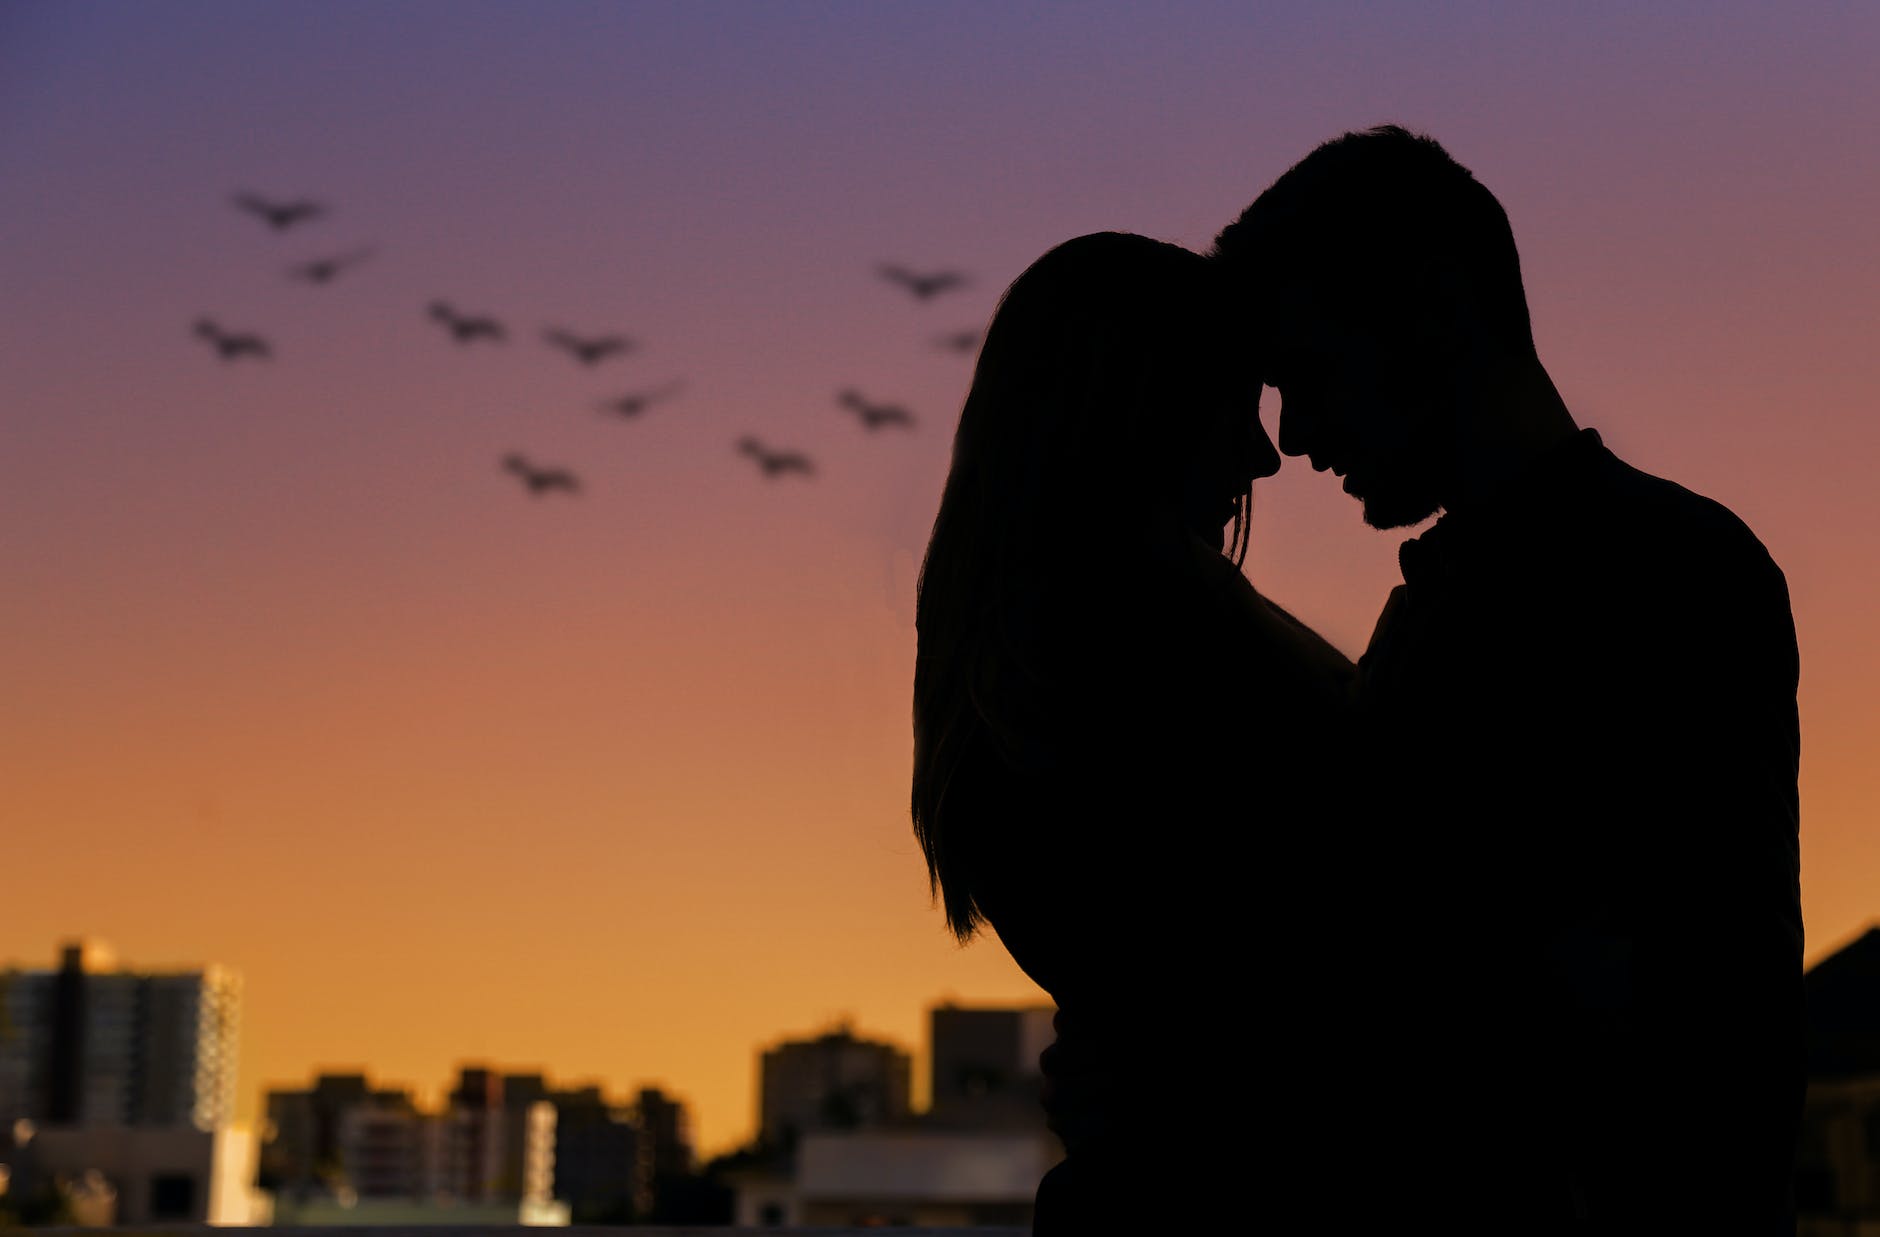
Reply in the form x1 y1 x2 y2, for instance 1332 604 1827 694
1213 125 1536 528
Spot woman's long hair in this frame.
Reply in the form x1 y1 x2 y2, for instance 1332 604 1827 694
910 232 1252 941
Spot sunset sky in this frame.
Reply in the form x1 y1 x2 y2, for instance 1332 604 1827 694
3 2 1877 1156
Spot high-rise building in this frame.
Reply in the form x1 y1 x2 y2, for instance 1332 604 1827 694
0 967 52 1123
261 1072 373 1199
335 1090 427 1200
927 1003 1055 1129
260 1063 697 1224
545 1085 638 1223
266 1066 557 1210
431 1067 556 1205
0 941 240 1131
634 1086 694 1218
758 1026 912 1147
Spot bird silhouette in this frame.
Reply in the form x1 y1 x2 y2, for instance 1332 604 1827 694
877 263 969 302
737 437 815 478
428 301 507 343
193 318 272 361
598 381 685 419
232 192 327 231
289 247 376 285
933 329 981 354
501 453 580 496
837 388 916 430
544 328 633 366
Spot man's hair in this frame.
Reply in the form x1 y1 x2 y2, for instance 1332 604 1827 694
1214 124 1535 358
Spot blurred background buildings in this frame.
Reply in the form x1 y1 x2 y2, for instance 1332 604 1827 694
16 931 1880 1228
0 938 1061 1227
731 1004 1058 1227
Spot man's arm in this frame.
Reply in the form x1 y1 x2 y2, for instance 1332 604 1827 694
1618 532 1803 1224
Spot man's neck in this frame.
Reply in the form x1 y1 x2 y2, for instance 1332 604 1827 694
1444 356 1579 516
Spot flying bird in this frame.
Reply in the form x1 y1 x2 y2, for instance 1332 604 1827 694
193 318 272 361
544 328 633 366
288 247 376 285
428 301 507 343
598 381 685 419
877 263 969 302
934 329 981 354
837 388 916 430
501 453 580 496
232 192 327 231
737 437 815 478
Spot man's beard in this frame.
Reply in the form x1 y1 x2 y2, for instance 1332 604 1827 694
1363 483 1444 530
1355 394 1452 529
1357 438 1448 529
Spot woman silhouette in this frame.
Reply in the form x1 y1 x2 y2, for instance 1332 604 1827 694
911 233 1354 1231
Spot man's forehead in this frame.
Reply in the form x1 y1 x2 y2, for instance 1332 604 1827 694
1258 273 1336 325
1257 281 1368 365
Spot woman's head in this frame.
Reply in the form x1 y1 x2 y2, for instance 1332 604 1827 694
954 231 1275 562
911 232 1276 939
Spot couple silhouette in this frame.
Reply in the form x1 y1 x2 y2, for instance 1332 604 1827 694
910 126 1803 1233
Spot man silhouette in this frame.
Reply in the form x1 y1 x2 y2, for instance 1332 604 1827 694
1214 126 1803 1230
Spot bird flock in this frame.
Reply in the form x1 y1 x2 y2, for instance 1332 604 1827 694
204 192 984 498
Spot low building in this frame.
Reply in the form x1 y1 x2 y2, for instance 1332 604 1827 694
759 1025 913 1148
732 1129 1052 1228
928 1004 1055 1131
269 1196 570 1227
1799 926 1880 1231
17 1121 263 1225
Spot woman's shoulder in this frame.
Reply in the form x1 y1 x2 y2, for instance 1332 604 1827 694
1160 533 1356 693
1033 531 1355 724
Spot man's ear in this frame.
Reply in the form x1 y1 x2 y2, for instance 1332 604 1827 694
1420 262 1492 367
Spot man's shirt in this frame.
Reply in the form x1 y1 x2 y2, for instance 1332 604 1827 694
1358 428 1803 1229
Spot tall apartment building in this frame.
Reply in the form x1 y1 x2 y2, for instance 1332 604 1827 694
0 942 253 1224
0 941 240 1131
758 1025 912 1147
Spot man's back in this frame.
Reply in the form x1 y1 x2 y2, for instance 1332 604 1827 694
1359 428 1803 1228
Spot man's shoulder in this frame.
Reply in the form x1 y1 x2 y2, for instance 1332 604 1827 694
1584 443 1787 595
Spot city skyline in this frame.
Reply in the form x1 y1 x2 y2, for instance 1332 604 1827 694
5 3 1879 1157
0 936 1040 1160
